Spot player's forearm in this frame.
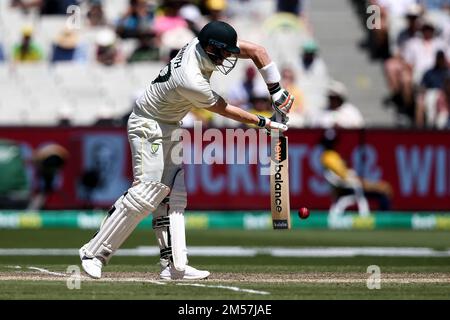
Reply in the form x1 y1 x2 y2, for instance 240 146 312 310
208 98 259 125
237 40 294 116
208 98 288 132
237 40 271 69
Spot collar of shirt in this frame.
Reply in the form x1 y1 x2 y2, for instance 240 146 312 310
194 38 217 74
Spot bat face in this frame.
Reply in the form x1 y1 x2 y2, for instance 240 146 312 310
270 135 291 229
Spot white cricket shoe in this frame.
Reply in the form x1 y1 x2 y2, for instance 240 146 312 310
79 247 103 279
79 245 88 260
160 265 210 280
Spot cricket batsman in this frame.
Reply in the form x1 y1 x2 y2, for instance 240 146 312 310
79 21 294 280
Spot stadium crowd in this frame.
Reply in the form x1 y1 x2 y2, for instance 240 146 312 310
355 0 450 128
5 1 447 130
0 0 370 129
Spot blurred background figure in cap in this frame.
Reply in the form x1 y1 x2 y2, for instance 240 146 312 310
96 28 124 66
51 27 87 64
127 31 160 63
383 4 423 113
320 129 393 215
204 0 228 21
11 0 78 16
310 80 365 128
87 0 107 27
0 39 4 62
116 0 155 39
179 3 208 35
13 25 44 63
415 50 450 127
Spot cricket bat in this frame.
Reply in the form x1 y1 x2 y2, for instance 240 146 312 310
270 127 291 230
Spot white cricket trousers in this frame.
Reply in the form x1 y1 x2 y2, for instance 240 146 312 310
127 111 183 190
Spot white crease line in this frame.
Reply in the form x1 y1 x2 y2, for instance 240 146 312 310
18 267 268 294
5 265 22 269
102 278 167 285
2 274 449 284
27 266 167 285
176 283 270 295
1 247 450 257
28 266 66 277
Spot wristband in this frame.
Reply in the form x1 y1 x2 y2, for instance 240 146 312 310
256 115 267 127
258 61 281 84
268 83 281 95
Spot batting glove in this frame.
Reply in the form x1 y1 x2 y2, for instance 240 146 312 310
271 88 294 115
270 111 289 126
256 115 288 133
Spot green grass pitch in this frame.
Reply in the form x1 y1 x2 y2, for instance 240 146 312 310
0 229 449 300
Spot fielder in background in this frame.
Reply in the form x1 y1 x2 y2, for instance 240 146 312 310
79 21 294 280
320 129 393 217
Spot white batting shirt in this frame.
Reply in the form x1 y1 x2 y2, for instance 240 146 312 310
134 38 220 123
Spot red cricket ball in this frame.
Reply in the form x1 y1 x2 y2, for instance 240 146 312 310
298 207 310 219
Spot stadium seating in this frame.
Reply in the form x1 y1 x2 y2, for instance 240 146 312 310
0 0 328 126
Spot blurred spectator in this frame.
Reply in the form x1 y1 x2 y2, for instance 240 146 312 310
227 66 258 110
95 29 124 66
12 25 44 63
392 5 423 56
281 67 304 113
87 0 107 27
204 0 227 21
0 43 5 62
417 51 450 127
372 0 418 17
403 19 449 84
127 32 159 63
277 0 302 15
418 0 450 10
51 27 87 63
160 26 195 61
390 19 449 123
366 1 390 60
310 81 365 128
417 72 450 128
221 76 272 128
179 3 207 36
299 40 328 79
320 129 393 214
153 0 188 37
116 0 154 39
421 50 450 90
435 75 450 127
247 86 273 119
383 5 422 111
296 39 329 119
280 67 305 127
444 18 450 43
368 0 420 60
11 0 79 15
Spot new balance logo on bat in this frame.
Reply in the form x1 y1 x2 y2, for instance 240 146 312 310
271 135 290 230
273 139 287 163
274 164 285 212
274 141 282 162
